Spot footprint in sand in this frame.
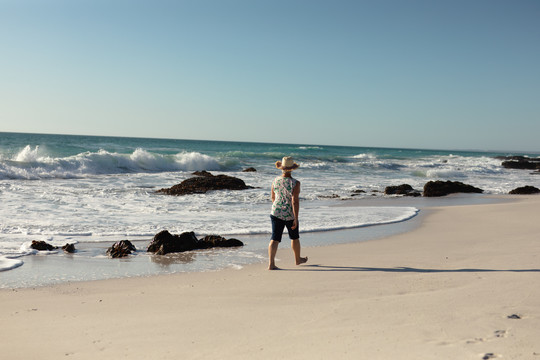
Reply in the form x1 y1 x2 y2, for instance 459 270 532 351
466 337 486 344
466 329 508 347
507 313 522 319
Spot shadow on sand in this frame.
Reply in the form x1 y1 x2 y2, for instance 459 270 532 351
287 264 540 273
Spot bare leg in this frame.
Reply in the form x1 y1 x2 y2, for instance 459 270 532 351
268 240 280 270
291 239 308 265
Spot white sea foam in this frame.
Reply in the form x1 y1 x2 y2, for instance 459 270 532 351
0 256 23 271
14 145 48 162
0 172 419 258
351 153 376 160
0 147 222 179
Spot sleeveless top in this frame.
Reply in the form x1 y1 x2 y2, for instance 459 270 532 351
271 176 298 221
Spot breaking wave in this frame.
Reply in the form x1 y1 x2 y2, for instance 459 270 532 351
0 146 222 179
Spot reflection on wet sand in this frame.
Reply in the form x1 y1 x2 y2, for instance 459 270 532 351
151 252 197 266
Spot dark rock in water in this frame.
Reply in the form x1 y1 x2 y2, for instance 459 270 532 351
423 181 483 197
385 184 413 194
148 230 199 255
192 170 214 177
495 155 540 162
509 186 540 195
319 194 340 199
242 167 257 172
107 240 137 258
31 240 58 251
147 230 244 255
384 184 421 197
157 174 252 196
62 243 76 253
351 190 366 197
501 160 540 170
198 235 244 249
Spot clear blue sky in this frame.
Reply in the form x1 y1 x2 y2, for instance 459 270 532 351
1 0 539 152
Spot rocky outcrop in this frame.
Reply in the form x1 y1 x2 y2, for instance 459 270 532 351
497 156 540 170
501 160 540 170
351 190 366 197
198 235 244 249
62 243 76 253
242 167 257 172
384 184 421 197
30 240 76 253
192 170 214 177
319 194 340 199
147 230 244 255
148 231 199 254
509 186 540 195
30 240 57 251
107 240 137 258
423 181 483 197
157 173 252 196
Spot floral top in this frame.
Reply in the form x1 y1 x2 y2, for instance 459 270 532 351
271 176 298 221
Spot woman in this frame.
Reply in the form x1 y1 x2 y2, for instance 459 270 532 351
268 156 308 270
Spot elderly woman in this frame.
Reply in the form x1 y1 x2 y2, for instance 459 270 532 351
268 156 308 270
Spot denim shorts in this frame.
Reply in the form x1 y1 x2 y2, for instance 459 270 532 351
270 215 299 242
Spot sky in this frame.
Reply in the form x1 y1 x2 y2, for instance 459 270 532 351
1 0 539 152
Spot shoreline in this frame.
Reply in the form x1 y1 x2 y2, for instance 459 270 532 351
2 195 539 359
0 194 503 289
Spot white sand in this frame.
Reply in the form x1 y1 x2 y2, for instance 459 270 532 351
1 195 539 359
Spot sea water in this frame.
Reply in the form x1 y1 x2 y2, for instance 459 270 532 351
1 132 538 287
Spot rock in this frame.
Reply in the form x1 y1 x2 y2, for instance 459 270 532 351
495 155 540 162
242 167 257 172
157 174 252 196
351 190 366 197
319 194 340 199
198 235 244 249
192 170 214 177
507 314 522 319
501 160 540 170
509 186 540 195
423 181 483 197
147 230 199 255
497 156 540 170
385 184 413 194
30 240 57 251
106 240 137 258
147 230 244 255
62 243 76 253
384 184 421 197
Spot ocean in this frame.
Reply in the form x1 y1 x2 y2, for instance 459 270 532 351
1 132 538 287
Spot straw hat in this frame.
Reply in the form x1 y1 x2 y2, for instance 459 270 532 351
275 156 299 171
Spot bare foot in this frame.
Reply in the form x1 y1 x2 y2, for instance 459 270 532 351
296 256 308 265
268 265 281 270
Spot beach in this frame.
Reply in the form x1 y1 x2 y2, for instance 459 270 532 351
5 132 538 282
1 194 539 359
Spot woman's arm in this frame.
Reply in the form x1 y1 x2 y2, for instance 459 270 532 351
291 181 300 229
271 184 275 203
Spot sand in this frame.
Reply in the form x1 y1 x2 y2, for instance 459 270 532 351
1 195 539 359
